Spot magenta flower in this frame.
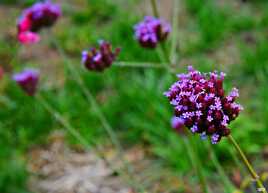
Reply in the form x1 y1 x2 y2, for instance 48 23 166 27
13 68 39 96
164 66 243 144
134 16 171 48
82 40 120 72
18 31 40 44
17 0 61 44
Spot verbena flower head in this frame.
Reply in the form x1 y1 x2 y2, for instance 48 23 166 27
134 16 171 48
164 66 243 144
13 68 39 96
81 40 120 72
17 0 61 44
171 116 185 134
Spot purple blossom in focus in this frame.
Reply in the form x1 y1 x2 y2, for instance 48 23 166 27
134 16 171 48
13 68 39 96
164 66 243 144
82 40 120 72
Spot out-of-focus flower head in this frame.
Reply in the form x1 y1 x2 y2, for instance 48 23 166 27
164 66 243 144
13 68 39 96
17 0 61 44
134 16 171 48
81 40 120 72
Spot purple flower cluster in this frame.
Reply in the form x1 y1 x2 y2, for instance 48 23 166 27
164 66 243 144
13 69 39 96
17 0 61 44
82 41 120 72
134 16 171 48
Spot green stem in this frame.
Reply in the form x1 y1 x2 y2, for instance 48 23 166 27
229 147 256 192
114 61 168 68
170 0 179 66
183 138 210 193
228 135 267 193
36 94 91 149
149 0 170 64
150 0 159 18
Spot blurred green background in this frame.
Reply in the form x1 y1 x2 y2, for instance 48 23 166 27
0 0 268 192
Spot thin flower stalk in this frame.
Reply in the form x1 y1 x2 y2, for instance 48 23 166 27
228 135 267 193
149 0 170 63
50 37 145 192
229 147 256 192
36 93 145 192
150 0 159 18
170 0 179 66
114 61 168 69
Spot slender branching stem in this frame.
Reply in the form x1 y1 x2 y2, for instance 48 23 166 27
149 0 170 63
150 0 159 18
36 94 91 148
229 147 256 192
170 0 179 66
114 61 168 68
228 135 267 193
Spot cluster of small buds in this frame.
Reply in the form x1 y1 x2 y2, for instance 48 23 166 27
17 0 61 44
134 16 171 48
13 69 39 96
82 40 120 72
164 66 243 144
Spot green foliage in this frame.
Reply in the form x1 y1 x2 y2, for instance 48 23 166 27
2 0 268 192
72 0 118 24
239 36 268 76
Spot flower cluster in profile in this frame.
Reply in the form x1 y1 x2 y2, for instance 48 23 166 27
13 68 39 96
17 0 61 44
164 66 243 144
82 40 120 72
134 16 171 48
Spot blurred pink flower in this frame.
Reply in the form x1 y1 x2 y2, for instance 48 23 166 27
18 32 40 45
